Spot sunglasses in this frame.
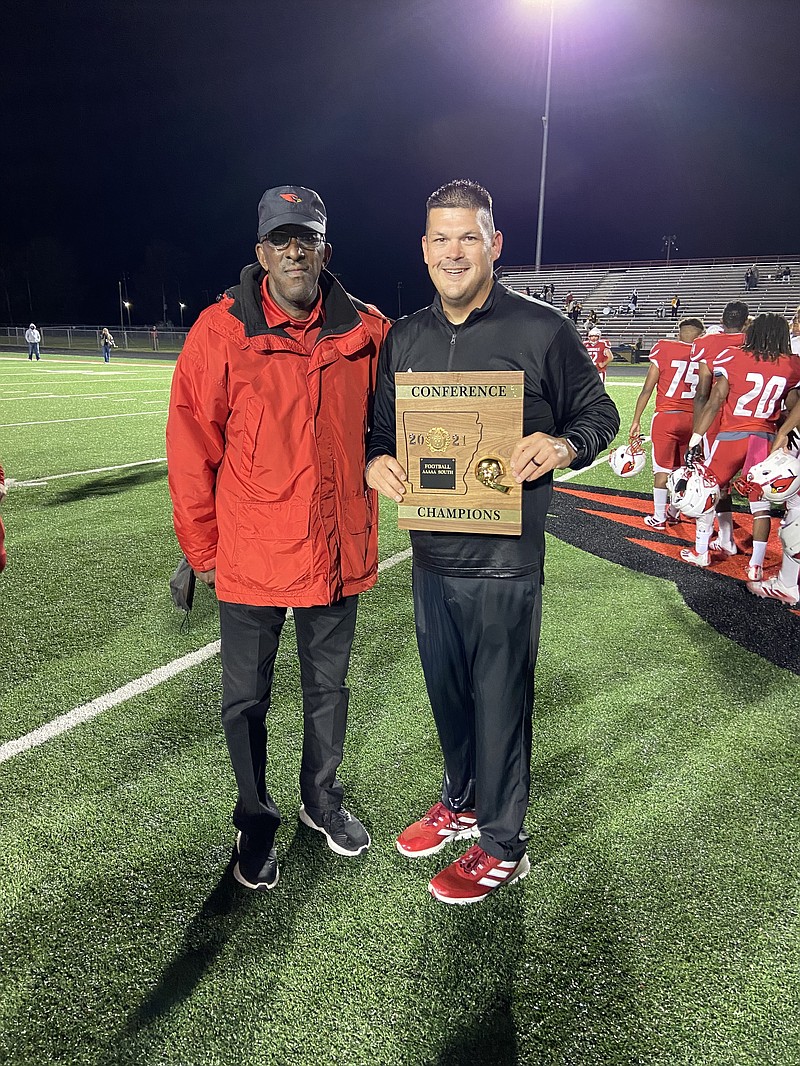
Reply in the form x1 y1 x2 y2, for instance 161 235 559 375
262 230 324 251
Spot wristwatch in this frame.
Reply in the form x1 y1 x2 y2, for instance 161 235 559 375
563 437 581 463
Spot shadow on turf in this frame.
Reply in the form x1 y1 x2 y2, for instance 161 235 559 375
47 465 167 505
416 885 525 1065
111 824 335 1060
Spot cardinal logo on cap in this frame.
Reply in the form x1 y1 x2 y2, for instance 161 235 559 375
280 193 303 203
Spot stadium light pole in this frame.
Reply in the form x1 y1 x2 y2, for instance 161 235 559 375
123 301 132 329
662 234 678 265
179 302 186 327
535 0 555 271
118 280 124 335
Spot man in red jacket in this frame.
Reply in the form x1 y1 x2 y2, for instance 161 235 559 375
167 186 390 891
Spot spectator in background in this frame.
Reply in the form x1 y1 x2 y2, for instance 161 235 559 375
25 323 40 361
150 326 159 350
744 267 753 291
628 289 639 315
750 263 759 288
670 295 681 319
784 266 792 285
99 327 116 363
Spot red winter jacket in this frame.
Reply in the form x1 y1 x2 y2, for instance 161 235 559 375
166 265 390 607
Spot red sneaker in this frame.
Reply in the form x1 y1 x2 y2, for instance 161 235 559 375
428 843 530 905
396 802 478 858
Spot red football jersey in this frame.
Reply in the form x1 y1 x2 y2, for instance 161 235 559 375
714 348 800 433
648 338 699 413
690 331 746 369
584 338 613 374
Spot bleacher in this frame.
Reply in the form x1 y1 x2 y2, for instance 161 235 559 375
498 255 800 355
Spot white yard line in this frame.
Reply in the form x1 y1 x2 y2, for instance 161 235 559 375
0 389 170 401
1 411 168 428
0 546 416 764
0 643 222 763
7 458 167 487
0 357 175 370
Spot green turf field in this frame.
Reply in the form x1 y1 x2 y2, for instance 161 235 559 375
0 352 797 1066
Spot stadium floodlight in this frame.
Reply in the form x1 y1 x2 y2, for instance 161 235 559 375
123 301 132 328
521 0 556 270
536 0 555 270
179 302 187 327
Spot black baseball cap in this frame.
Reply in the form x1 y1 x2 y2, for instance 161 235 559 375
257 185 326 240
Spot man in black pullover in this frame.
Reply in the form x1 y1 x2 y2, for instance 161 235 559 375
366 180 619 904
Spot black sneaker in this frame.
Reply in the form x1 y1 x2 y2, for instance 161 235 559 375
233 831 280 890
298 804 371 856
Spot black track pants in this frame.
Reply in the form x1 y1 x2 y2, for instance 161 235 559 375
412 565 542 861
218 596 358 840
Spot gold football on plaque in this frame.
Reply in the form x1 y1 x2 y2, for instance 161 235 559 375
426 426 451 452
475 457 511 494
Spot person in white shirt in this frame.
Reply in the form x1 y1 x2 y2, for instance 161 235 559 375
24 324 40 361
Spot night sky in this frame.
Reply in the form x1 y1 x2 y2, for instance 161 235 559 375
3 0 799 327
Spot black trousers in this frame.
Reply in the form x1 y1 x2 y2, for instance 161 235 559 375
218 596 358 841
412 565 543 862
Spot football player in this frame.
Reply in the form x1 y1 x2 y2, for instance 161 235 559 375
682 314 800 579
629 317 705 529
748 386 800 604
583 327 614 384
689 301 749 553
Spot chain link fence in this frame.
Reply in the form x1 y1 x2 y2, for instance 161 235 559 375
0 325 188 353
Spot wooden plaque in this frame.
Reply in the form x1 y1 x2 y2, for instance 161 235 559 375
394 370 524 535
